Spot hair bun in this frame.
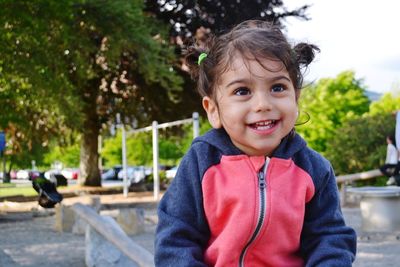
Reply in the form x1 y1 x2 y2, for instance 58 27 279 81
184 46 207 80
294 43 320 66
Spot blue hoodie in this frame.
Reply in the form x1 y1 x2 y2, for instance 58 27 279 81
155 128 357 266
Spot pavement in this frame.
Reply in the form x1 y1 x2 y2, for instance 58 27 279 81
1 188 400 266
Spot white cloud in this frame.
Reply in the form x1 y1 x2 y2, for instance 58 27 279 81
283 0 400 93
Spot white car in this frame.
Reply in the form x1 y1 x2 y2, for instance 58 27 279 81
61 168 79 180
118 166 146 184
44 169 62 180
16 169 40 180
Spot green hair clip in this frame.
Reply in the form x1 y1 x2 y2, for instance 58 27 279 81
197 52 208 65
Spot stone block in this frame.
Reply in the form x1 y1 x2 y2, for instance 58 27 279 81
55 196 101 234
55 204 76 232
85 216 139 267
116 208 145 235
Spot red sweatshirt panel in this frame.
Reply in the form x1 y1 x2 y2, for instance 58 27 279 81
202 155 315 267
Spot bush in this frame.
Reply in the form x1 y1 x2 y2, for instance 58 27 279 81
325 113 395 175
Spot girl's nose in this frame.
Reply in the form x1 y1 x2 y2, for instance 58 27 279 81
253 92 272 112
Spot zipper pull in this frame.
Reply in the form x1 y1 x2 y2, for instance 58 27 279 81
258 171 266 189
258 157 269 189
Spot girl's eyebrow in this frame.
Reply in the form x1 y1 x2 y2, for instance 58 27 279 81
225 78 250 88
225 75 291 88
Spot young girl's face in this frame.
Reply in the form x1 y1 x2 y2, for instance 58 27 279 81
203 54 298 156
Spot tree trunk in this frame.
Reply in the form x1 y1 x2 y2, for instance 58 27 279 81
79 130 101 186
79 99 101 186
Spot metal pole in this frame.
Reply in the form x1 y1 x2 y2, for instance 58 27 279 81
122 124 128 198
193 112 200 139
152 121 160 201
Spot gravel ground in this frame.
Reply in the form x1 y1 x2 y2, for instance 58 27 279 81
1 204 400 267
342 207 400 267
0 212 85 267
0 207 157 267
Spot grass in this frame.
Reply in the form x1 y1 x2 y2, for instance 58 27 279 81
0 184 37 198
0 181 122 199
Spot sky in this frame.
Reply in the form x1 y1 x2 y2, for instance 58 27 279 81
283 0 400 94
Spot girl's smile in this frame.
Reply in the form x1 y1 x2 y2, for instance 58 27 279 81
202 54 298 156
248 119 277 133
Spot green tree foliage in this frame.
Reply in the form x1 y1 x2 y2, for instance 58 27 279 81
0 74 74 171
297 71 370 153
324 91 399 175
0 1 182 185
101 131 153 168
369 92 400 115
43 142 81 169
325 113 395 175
101 129 185 168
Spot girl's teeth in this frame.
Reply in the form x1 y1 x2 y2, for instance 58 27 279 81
252 120 275 129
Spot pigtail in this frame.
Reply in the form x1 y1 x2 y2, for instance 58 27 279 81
184 36 216 97
184 46 206 80
293 43 320 67
292 43 320 89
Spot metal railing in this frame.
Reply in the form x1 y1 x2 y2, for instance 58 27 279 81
336 169 382 205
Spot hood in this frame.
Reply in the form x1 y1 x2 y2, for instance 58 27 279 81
192 128 307 159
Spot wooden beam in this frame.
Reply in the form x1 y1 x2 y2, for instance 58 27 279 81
336 169 382 183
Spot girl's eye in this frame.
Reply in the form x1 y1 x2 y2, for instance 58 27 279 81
271 84 286 93
234 87 251 96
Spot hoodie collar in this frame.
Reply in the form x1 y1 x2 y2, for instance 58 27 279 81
193 128 306 159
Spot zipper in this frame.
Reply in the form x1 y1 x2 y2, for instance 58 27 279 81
238 158 269 267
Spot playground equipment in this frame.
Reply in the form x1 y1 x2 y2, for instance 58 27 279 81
117 112 200 200
32 176 63 208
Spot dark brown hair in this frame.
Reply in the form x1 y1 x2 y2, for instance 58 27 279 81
185 20 319 100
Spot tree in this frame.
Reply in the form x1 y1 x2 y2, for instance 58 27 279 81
0 0 182 185
369 92 400 116
296 71 370 153
145 0 310 38
0 74 74 172
144 0 313 125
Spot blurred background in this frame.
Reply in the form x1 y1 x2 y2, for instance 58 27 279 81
0 0 399 192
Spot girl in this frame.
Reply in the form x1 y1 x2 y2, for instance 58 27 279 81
155 20 356 266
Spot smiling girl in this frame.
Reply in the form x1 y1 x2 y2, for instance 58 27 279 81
155 20 356 266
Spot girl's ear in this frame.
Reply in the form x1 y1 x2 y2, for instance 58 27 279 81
202 96 222 129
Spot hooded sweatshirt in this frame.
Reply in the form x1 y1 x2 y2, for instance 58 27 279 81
155 128 356 267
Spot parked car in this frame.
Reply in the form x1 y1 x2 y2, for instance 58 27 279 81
10 170 17 179
118 166 146 184
44 169 62 180
16 169 40 180
61 168 79 180
101 165 122 180
166 166 179 179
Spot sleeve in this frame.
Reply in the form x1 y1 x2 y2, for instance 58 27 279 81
300 165 357 267
154 147 210 267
